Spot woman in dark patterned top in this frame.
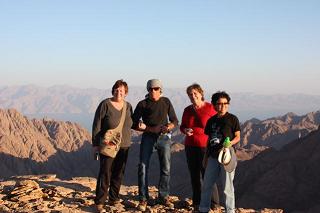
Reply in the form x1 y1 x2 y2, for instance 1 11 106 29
92 80 133 212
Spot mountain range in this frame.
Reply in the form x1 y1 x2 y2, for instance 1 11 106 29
1 85 320 130
240 111 320 149
236 128 320 212
0 108 96 179
1 108 320 212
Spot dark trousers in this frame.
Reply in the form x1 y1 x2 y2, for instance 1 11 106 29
95 147 129 205
185 146 219 206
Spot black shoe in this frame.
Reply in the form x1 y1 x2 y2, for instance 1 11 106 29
108 199 121 206
193 204 199 212
137 200 147 211
157 197 174 208
95 204 105 213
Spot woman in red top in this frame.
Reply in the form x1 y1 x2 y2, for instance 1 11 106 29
180 83 219 211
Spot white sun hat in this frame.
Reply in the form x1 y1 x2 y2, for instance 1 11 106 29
218 147 232 165
218 147 237 172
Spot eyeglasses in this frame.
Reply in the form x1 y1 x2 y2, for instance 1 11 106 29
149 87 160 92
216 102 229 106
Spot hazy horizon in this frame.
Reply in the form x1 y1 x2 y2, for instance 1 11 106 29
1 1 320 95
1 83 320 96
1 84 319 131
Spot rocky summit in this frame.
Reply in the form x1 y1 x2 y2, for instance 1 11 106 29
0 174 283 213
1 108 319 212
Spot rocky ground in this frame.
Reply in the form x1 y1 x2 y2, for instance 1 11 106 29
0 174 283 213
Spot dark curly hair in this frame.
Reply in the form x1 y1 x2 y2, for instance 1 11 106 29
211 91 231 105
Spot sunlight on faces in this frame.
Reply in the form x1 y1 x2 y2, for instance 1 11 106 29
188 89 203 106
113 85 127 101
148 87 161 100
214 98 229 115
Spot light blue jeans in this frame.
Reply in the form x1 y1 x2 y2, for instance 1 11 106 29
138 133 171 201
199 156 235 213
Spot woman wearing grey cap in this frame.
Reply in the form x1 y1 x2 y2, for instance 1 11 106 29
132 79 179 211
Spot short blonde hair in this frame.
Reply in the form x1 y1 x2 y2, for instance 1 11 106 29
186 83 204 101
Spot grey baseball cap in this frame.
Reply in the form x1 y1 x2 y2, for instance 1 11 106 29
147 79 162 91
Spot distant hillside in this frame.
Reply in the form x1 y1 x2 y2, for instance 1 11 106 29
0 108 195 200
1 85 320 130
172 110 320 153
235 128 320 212
1 108 320 212
241 111 320 149
0 85 187 115
0 108 96 179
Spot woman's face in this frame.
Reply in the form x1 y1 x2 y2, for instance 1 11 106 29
214 97 229 115
112 85 126 101
188 89 203 106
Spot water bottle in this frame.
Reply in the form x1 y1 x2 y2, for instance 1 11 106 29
95 152 99 161
166 131 172 139
223 137 231 148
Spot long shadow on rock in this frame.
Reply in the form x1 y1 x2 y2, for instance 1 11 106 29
0 141 99 180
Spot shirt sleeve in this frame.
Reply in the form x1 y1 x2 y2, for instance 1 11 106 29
126 102 134 127
131 101 143 129
233 115 241 132
167 98 179 127
128 102 133 118
180 107 189 133
204 117 212 136
92 100 107 147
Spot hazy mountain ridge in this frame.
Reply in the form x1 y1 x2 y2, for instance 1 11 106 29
0 85 105 114
235 128 320 212
1 85 320 126
0 108 96 178
241 111 320 149
1 108 319 212
1 107 319 178
0 108 191 200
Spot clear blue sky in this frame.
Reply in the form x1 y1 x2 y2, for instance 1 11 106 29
1 0 319 94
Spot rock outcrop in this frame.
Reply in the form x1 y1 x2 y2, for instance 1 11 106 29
236 129 320 212
1 108 319 212
240 111 320 149
0 174 283 213
0 108 96 179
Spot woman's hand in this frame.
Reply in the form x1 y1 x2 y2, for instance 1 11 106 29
161 125 169 134
185 128 194 136
92 146 99 160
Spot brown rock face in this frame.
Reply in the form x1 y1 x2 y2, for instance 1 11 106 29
0 174 283 213
236 129 320 212
0 108 97 179
1 108 318 212
240 111 320 149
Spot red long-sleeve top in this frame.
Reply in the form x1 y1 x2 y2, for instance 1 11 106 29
180 102 216 147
